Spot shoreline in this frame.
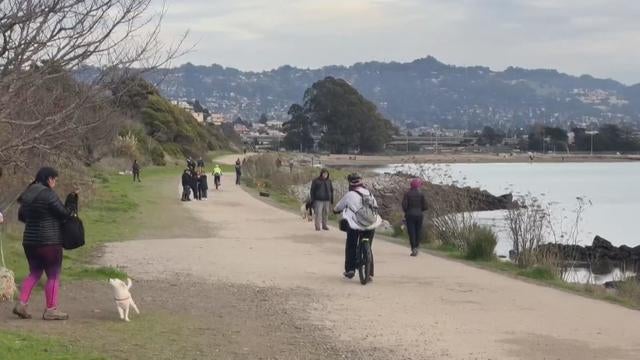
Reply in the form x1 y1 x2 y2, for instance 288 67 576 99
320 153 640 167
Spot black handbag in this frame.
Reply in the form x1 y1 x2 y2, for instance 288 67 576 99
62 212 85 250
339 219 350 232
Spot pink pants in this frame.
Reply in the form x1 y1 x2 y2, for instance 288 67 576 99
19 244 62 309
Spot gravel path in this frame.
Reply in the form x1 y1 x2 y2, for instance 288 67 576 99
100 174 640 360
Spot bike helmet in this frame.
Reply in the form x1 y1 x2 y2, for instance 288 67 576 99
347 173 363 186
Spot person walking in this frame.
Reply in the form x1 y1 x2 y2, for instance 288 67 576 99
235 158 242 185
198 172 209 200
197 156 205 171
333 173 382 278
289 159 294 174
310 168 334 231
191 170 200 200
212 164 223 190
402 178 428 256
13 167 77 320
181 169 192 201
132 160 141 182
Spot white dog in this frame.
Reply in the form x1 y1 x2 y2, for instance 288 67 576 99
109 278 140 322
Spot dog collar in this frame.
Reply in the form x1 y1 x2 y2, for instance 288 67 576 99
115 296 130 301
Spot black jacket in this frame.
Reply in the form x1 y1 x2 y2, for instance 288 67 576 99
402 188 427 217
199 175 208 190
181 172 191 186
18 183 71 246
310 177 334 203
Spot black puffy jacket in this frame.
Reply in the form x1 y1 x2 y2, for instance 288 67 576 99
402 188 427 217
18 183 71 246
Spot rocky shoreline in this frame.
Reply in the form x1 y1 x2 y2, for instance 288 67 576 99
289 172 516 226
538 236 640 275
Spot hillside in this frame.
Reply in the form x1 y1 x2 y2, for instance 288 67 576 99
113 78 237 164
146 57 640 129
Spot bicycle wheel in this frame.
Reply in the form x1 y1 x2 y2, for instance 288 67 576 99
358 240 373 285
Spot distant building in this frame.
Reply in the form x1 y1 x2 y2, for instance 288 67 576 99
208 113 225 126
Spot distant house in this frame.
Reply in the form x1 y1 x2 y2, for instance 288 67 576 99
208 113 226 126
266 120 283 129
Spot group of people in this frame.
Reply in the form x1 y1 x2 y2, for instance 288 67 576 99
181 157 225 201
309 168 428 279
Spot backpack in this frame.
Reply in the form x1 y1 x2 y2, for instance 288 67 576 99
352 190 379 228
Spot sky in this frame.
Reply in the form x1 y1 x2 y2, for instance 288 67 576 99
153 0 640 85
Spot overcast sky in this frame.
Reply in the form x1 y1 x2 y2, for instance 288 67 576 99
155 0 640 85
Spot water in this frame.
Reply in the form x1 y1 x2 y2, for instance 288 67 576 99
377 162 640 283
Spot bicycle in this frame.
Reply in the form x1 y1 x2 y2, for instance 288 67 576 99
355 230 374 285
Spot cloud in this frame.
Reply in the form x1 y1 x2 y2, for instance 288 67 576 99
153 0 640 84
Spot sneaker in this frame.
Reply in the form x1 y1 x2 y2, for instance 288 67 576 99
343 271 355 279
42 308 69 321
322 226 330 231
410 248 416 256
12 302 31 319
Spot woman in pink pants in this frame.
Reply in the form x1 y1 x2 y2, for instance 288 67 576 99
13 167 76 320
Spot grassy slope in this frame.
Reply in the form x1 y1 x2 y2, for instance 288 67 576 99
1 164 206 359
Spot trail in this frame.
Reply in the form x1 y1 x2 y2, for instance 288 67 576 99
101 171 640 359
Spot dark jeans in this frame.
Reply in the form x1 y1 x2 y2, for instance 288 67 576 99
214 175 221 189
201 188 208 199
406 214 423 250
235 172 241 185
345 228 375 273
133 171 141 182
182 186 191 200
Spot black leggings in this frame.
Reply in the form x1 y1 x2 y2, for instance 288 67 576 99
405 215 423 250
345 228 375 274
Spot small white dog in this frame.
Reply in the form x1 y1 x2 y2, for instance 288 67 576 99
109 278 140 322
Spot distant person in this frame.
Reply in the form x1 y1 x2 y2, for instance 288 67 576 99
333 173 381 279
181 169 192 201
235 158 242 185
276 157 282 168
191 170 200 200
132 160 141 182
212 164 223 190
197 156 205 171
13 167 77 320
187 157 196 172
0 168 3 224
198 172 208 200
310 168 334 231
289 159 294 174
402 178 428 256
243 148 247 155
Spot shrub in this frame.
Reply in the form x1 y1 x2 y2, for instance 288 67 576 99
150 145 166 166
464 225 497 261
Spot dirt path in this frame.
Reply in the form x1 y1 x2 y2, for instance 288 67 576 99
99 176 640 359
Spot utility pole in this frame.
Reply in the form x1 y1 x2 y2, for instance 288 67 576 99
586 131 598 156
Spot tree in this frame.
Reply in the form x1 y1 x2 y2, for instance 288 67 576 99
477 126 505 146
289 77 395 154
0 0 186 173
282 104 314 152
258 113 269 125
528 125 567 152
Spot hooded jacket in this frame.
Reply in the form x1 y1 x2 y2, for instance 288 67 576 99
18 183 71 246
310 169 334 203
402 188 427 217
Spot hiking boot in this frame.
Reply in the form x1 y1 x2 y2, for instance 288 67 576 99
343 271 355 279
410 248 417 256
43 308 69 321
12 302 32 319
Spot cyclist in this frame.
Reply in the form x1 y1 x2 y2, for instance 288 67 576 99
333 173 382 279
212 164 223 190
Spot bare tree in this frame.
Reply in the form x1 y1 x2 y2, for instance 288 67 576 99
0 0 186 171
